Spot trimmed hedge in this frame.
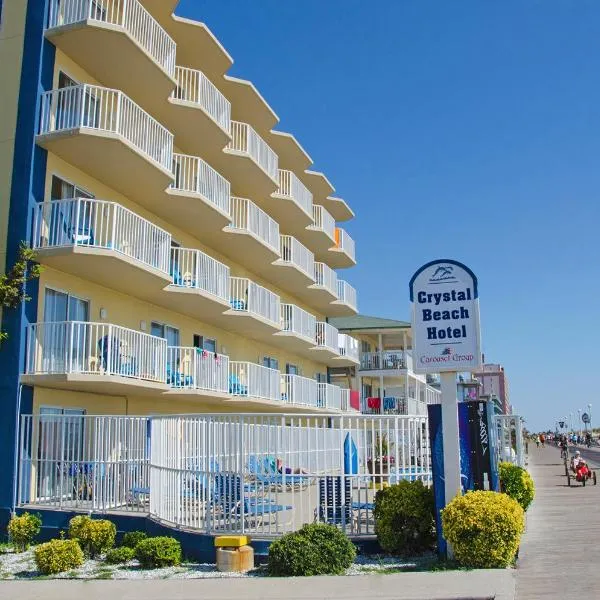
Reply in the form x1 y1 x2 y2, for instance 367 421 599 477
68 515 116 558
373 480 436 555
442 490 524 568
105 546 136 564
135 537 182 569
34 539 84 575
7 512 42 552
268 523 356 576
499 462 535 511
121 530 148 549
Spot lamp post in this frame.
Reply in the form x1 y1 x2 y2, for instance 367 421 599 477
570 413 574 436
588 403 592 436
578 409 582 437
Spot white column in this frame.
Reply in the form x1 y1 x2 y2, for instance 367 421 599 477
379 374 384 414
378 333 383 368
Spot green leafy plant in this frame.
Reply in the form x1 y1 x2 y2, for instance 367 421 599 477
373 480 436 555
68 515 116 558
105 546 135 565
498 462 535 511
0 243 42 343
135 537 182 569
7 512 42 552
121 530 148 549
441 490 524 568
267 522 356 577
34 539 84 575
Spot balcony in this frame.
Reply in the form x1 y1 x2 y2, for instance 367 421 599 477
22 321 169 395
281 374 319 409
328 227 356 269
317 382 343 411
46 0 176 111
295 262 338 312
298 204 336 258
311 322 340 361
329 280 358 316
335 334 360 367
229 361 280 408
359 350 408 373
268 170 314 235
165 347 230 403
274 304 316 352
215 121 279 199
37 85 174 202
31 198 172 299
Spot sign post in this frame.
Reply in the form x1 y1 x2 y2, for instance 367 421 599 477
410 259 482 558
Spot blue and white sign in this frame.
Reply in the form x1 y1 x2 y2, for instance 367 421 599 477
410 259 482 374
582 413 590 424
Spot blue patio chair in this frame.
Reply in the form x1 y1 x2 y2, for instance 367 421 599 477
229 298 247 310
262 457 310 488
55 204 95 246
166 364 194 387
229 374 248 395
315 476 352 527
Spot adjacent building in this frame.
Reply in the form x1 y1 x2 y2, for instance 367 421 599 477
472 363 511 415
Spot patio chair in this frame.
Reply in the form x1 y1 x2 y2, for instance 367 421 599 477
229 373 248 395
315 476 352 528
61 206 95 246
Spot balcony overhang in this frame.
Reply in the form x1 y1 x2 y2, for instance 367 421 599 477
324 196 354 222
45 22 176 113
36 130 174 208
309 346 341 363
326 247 357 269
266 131 313 173
357 367 408 378
34 246 171 301
298 227 337 260
212 310 282 341
223 396 338 414
148 285 231 322
256 261 315 297
263 195 314 237
294 285 338 314
272 330 316 354
332 354 360 368
163 388 231 404
300 170 335 203
327 299 359 317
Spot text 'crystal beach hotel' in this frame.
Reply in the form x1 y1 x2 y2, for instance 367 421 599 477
0 0 361 520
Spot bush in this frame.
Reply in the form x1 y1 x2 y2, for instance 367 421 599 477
7 512 42 552
267 523 356 576
499 462 535 511
121 530 148 549
34 539 84 575
135 537 181 569
441 491 524 568
68 515 116 558
373 480 436 555
105 546 136 565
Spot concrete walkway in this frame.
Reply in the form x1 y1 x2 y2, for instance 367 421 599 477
516 444 600 599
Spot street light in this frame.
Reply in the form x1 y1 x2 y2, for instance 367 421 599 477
570 412 573 434
578 408 582 437
588 403 593 435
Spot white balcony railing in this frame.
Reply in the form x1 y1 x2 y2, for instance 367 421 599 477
338 334 359 362
172 66 231 132
315 322 339 354
39 85 173 172
276 170 313 218
336 280 358 310
360 350 407 371
229 361 280 402
228 197 279 253
280 304 316 341
32 198 171 274
279 235 315 280
340 388 353 412
171 153 230 215
167 347 228 394
170 247 230 301
47 0 176 77
281 374 318 408
25 321 167 383
317 382 342 410
334 227 356 261
314 262 338 297
229 277 280 326
227 121 278 182
310 205 336 240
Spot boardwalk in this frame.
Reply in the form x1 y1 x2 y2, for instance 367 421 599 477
516 444 600 599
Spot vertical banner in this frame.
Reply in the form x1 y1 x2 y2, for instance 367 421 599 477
427 403 446 557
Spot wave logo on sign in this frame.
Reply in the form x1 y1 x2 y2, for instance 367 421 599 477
429 265 457 283
441 347 453 356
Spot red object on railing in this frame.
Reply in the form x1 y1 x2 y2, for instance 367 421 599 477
350 390 360 410
367 397 381 409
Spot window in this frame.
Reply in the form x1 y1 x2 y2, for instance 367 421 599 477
193 335 217 353
286 364 299 376
315 372 327 383
44 288 89 322
51 175 93 202
361 340 371 353
263 356 279 370
151 322 180 347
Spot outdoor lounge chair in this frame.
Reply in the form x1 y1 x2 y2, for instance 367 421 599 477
229 374 248 395
315 476 352 527
166 364 194 387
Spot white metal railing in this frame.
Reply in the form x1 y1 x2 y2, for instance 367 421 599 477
310 205 335 240
229 277 280 326
315 322 339 354
280 304 316 341
32 198 171 275
172 66 230 132
25 321 167 383
340 388 353 412
229 362 280 401
167 347 228 394
334 227 356 261
228 197 279 253
279 235 315 279
227 121 278 182
336 280 358 310
495 415 525 468
281 374 318 408
39 85 173 171
276 170 313 218
171 153 230 215
317 382 342 410
170 247 230 302
338 334 359 362
363 397 427 416
360 350 407 371
47 0 176 77
314 262 338 297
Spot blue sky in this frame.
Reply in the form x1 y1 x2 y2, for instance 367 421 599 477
178 1 600 432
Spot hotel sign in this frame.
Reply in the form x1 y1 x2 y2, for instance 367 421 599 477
410 259 482 374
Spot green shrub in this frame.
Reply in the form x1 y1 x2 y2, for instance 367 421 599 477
441 490 524 568
34 539 84 575
267 523 356 576
105 546 136 565
7 512 42 552
68 515 116 558
135 537 181 569
499 462 535 511
121 530 148 549
373 480 436 555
